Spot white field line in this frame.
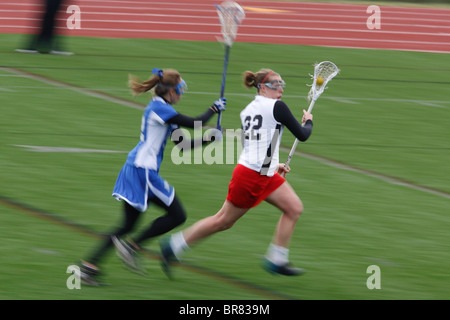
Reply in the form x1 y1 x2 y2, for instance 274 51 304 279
3 67 449 199
0 67 146 111
12 144 127 153
289 150 450 199
2 84 449 108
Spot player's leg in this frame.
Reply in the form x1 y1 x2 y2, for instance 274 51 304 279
134 195 187 244
84 201 140 266
80 202 140 284
266 181 303 247
263 181 305 276
113 196 186 275
183 200 248 245
159 200 248 277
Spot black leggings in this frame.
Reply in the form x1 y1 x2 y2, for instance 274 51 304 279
86 195 186 266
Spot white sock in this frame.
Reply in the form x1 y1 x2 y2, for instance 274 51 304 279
265 243 289 266
170 231 190 259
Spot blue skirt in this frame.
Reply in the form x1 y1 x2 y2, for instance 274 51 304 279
112 163 175 212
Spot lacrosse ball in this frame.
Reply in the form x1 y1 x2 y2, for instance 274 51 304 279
316 77 324 85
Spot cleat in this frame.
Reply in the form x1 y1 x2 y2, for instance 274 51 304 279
80 262 108 286
159 236 178 279
15 49 39 54
49 50 74 56
111 236 147 275
262 258 305 276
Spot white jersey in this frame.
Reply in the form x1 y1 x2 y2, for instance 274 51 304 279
238 95 284 176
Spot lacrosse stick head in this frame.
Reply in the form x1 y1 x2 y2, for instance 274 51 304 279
307 61 340 102
216 1 245 47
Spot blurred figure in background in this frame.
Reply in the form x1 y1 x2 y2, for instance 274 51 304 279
16 0 73 55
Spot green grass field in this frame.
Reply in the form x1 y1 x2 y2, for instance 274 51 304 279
1 33 449 300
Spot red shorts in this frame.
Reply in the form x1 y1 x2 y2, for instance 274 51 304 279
226 164 286 208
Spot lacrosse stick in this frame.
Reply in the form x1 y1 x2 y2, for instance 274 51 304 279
282 61 340 176
215 1 245 131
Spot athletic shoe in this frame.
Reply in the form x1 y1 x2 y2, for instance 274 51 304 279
15 49 39 54
80 262 107 286
159 236 178 279
262 258 305 276
49 50 74 56
111 236 147 275
15 48 73 55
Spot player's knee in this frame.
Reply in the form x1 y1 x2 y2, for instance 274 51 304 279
170 207 187 228
212 216 235 232
218 221 234 231
286 200 303 221
176 209 187 225
169 197 187 226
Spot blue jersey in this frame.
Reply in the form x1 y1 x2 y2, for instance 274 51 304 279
113 97 178 211
126 96 178 171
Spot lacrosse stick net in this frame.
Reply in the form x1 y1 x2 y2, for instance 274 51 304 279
282 61 339 176
307 61 340 106
216 1 245 47
215 2 245 131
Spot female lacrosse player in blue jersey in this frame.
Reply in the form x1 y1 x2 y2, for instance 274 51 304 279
79 68 226 285
161 68 313 277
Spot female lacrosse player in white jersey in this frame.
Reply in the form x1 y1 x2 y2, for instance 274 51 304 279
79 68 226 285
161 68 313 276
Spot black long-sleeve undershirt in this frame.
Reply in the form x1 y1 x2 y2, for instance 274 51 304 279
273 100 313 141
167 108 216 128
167 108 218 150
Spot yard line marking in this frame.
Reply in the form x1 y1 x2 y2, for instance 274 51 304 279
12 145 127 153
0 87 15 92
1 67 146 111
3 83 449 108
290 150 450 200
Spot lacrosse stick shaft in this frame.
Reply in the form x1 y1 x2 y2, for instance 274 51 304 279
281 99 316 177
307 98 316 113
220 45 230 98
216 44 230 130
215 2 245 130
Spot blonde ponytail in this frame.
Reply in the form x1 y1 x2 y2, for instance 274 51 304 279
128 74 159 97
